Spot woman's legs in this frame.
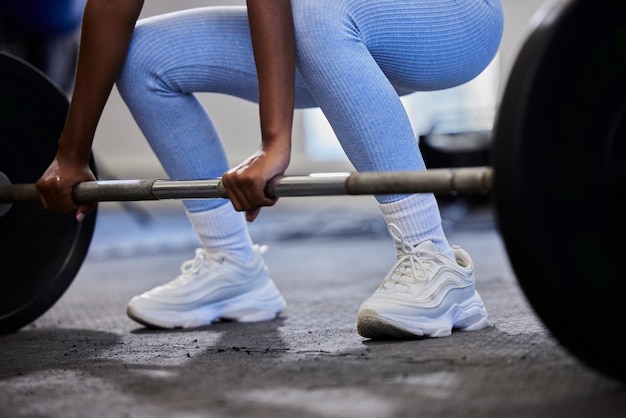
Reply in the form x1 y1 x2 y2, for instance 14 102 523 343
292 0 504 337
116 8 299 328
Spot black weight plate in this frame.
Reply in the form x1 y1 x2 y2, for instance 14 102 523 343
493 0 626 381
0 52 97 334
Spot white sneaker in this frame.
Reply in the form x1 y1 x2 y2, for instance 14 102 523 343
126 245 286 329
357 224 489 339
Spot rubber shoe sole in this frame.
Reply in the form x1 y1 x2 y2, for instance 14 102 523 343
357 291 490 339
127 279 286 329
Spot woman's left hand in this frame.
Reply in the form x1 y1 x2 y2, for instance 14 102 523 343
221 143 290 222
231 0 295 222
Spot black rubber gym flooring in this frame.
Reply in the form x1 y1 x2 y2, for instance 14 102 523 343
1 197 625 418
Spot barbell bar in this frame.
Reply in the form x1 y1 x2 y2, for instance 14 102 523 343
0 167 494 206
0 0 625 385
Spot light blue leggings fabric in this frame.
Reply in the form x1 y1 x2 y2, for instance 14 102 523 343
117 0 504 213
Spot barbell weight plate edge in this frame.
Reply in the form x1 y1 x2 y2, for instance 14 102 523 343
0 52 98 334
493 0 626 382
0 171 12 217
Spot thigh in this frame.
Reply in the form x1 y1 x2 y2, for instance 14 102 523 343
125 6 316 107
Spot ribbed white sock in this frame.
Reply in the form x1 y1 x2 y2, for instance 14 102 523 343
186 202 255 263
379 194 455 259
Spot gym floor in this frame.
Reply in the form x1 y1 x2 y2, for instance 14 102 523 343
1 196 625 418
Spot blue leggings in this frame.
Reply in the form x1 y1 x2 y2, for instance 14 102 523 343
117 0 503 213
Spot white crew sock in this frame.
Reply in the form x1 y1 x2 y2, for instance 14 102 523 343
379 193 455 259
186 202 255 263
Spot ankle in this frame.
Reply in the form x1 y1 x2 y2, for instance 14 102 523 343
187 204 255 263
379 195 455 259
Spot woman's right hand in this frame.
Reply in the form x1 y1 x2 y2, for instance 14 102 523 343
35 155 97 222
31 0 144 222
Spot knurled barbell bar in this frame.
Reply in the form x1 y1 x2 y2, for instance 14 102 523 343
0 167 494 205
0 0 625 384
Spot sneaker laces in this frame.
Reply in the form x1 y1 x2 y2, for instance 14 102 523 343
166 245 269 289
383 224 442 291
166 248 225 288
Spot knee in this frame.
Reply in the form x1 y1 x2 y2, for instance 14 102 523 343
116 24 163 101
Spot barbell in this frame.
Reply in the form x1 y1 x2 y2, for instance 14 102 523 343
0 0 625 383
0 167 494 204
